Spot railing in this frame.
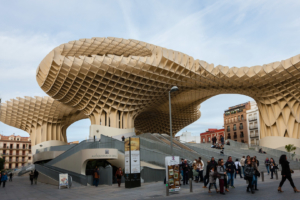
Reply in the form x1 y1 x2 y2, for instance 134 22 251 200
240 134 244 138
233 128 237 131
141 166 165 183
249 126 258 130
250 133 259 137
1 153 30 156
36 144 77 154
248 117 258 121
239 126 243 130
227 129 230 132
233 135 237 139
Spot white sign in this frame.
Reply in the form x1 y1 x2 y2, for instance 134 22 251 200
165 156 180 181
125 151 130 174
130 150 140 173
59 174 69 189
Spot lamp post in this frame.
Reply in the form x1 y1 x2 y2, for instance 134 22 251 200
169 86 179 156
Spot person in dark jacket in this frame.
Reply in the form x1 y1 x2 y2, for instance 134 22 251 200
220 135 224 145
115 167 123 187
1 172 8 188
244 159 255 194
203 160 210 188
182 159 190 185
93 167 100 187
278 155 299 193
9 173 13 181
210 157 218 170
225 156 235 188
121 136 125 141
34 169 39 184
29 171 34 185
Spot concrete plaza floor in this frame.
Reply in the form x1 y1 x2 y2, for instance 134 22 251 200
1 171 300 200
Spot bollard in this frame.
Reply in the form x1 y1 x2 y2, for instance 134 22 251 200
189 178 193 192
166 181 169 196
261 171 264 182
276 171 278 180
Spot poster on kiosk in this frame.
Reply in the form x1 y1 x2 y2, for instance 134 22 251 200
165 156 180 192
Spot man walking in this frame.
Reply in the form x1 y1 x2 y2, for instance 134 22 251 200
93 166 100 187
33 169 39 184
225 156 235 188
182 160 190 185
221 135 224 145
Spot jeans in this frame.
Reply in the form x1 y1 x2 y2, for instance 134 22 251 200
198 171 203 182
247 177 253 190
279 175 295 188
183 172 189 184
252 175 257 187
271 169 274 178
219 179 225 193
242 166 245 176
181 171 184 180
93 178 99 187
266 165 270 174
209 183 217 190
227 173 234 186
204 175 209 186
235 170 243 178
2 181 6 188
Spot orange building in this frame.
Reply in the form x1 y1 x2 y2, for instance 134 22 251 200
200 129 225 144
0 134 32 169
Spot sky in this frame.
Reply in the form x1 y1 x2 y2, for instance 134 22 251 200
1 0 300 141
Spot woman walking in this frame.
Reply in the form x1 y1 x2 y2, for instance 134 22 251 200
265 157 270 175
251 157 259 191
278 155 300 193
198 157 204 182
244 159 255 194
115 167 123 187
217 159 226 195
270 158 276 179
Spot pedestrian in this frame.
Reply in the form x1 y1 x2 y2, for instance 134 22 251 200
115 167 123 187
93 166 100 187
182 159 189 185
202 160 210 188
234 158 243 178
121 136 125 141
34 169 39 184
180 158 184 181
221 135 224 145
9 173 13 181
29 171 34 185
0 172 2 186
240 156 246 176
270 158 276 179
198 157 204 182
192 161 198 182
1 172 8 188
251 157 259 191
254 156 259 166
265 157 270 175
217 159 226 195
244 159 255 194
210 157 218 170
278 154 300 193
225 156 235 188
246 155 250 162
208 166 219 193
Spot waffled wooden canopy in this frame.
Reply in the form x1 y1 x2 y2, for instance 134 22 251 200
1 37 300 145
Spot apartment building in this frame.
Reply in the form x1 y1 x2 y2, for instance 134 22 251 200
224 102 251 143
200 129 225 144
246 101 260 146
0 134 32 169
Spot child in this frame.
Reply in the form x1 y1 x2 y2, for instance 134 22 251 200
209 167 219 193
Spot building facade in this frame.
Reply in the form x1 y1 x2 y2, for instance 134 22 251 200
175 131 200 143
246 101 260 146
224 102 251 143
0 134 32 169
200 129 225 144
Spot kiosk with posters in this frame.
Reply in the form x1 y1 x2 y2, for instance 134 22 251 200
124 137 141 188
59 173 70 189
165 156 180 193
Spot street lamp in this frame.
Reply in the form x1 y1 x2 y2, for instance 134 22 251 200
169 86 179 156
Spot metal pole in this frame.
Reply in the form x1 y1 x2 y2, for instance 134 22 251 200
189 178 193 192
261 171 264 182
166 181 169 196
169 91 173 156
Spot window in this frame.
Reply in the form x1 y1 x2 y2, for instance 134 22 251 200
235 117 237 122
202 138 205 142
240 123 243 129
241 115 244 120
240 132 244 138
238 115 240 121
208 137 211 142
227 126 230 132
241 140 245 143
226 119 228 124
233 124 236 131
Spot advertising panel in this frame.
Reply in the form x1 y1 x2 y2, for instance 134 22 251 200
124 138 130 174
130 137 140 173
59 173 69 189
165 156 180 192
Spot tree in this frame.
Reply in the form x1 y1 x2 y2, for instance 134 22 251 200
285 144 296 160
0 157 4 171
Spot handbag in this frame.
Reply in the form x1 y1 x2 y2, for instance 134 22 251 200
255 170 260 177
213 171 221 179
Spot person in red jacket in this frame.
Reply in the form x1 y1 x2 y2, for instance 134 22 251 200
115 167 123 187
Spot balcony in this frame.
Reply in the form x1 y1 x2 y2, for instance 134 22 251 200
233 128 237 131
248 117 258 121
250 133 259 137
1 153 30 156
239 126 243 130
227 136 231 139
240 134 244 138
249 125 258 130
227 129 230 132
234 135 237 139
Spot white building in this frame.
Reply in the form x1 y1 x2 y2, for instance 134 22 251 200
175 131 200 143
246 101 260 147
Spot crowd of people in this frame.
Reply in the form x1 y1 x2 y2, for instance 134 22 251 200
180 154 299 195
